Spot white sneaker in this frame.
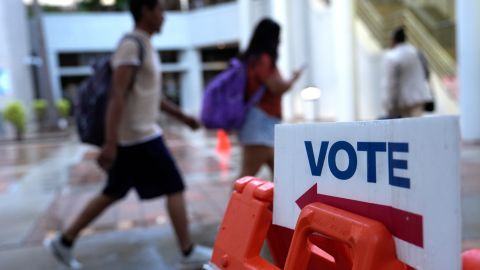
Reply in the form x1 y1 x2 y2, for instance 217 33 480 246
178 245 213 270
44 233 82 269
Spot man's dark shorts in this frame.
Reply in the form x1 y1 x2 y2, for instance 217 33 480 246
102 136 185 200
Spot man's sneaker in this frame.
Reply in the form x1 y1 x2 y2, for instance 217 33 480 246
178 245 213 270
44 233 82 269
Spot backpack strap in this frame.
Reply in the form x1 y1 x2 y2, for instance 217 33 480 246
122 34 146 92
237 56 268 107
231 58 267 106
124 34 145 65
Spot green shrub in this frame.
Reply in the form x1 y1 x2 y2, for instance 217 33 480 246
56 99 71 118
3 101 27 135
33 99 48 120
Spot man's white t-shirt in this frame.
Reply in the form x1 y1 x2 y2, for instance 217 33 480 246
110 29 163 146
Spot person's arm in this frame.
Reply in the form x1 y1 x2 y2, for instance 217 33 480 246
254 54 303 95
97 65 135 170
160 98 200 130
264 67 303 95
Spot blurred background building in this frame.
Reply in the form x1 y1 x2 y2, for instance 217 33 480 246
0 0 478 141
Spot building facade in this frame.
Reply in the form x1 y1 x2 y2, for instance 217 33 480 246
1 0 478 140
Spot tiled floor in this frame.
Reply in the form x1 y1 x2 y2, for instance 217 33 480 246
0 122 478 269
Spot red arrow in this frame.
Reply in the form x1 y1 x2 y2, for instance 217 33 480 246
296 184 424 248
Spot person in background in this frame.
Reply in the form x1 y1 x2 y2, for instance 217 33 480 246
46 1 212 269
382 27 433 118
237 18 304 180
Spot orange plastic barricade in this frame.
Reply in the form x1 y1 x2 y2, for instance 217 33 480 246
205 177 410 270
284 203 408 270
206 177 279 270
205 177 479 270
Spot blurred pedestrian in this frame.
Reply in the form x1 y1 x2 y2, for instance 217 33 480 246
382 27 433 118
46 0 212 269
237 18 303 179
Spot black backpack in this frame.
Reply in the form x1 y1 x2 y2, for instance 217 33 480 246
75 35 145 146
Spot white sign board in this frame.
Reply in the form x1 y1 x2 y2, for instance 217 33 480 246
274 116 461 270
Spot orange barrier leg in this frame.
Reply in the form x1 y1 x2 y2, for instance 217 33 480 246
284 203 410 270
208 177 280 270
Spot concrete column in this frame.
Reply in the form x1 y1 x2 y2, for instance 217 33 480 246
268 0 291 77
238 0 252 51
332 0 357 121
180 48 203 116
287 0 312 119
268 0 294 120
32 0 59 127
457 0 480 141
307 2 337 120
0 0 34 113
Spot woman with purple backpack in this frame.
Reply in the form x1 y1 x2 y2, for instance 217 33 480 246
237 18 304 179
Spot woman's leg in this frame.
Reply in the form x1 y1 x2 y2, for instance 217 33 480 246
239 145 274 179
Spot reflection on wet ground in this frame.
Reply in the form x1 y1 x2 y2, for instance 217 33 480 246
0 143 60 167
0 140 70 193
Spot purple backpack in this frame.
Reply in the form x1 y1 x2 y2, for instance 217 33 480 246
201 58 265 130
75 35 144 146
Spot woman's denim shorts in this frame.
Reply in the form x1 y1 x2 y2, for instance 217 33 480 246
238 106 281 147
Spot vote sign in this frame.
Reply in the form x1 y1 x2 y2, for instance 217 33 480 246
274 116 461 270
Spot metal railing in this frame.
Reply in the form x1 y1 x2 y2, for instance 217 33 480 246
357 0 403 48
403 9 456 77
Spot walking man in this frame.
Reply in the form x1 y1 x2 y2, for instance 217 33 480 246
47 0 212 268
383 27 433 118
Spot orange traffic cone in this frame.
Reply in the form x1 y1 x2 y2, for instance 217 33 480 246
216 129 231 153
216 130 231 180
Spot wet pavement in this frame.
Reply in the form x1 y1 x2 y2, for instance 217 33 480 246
460 142 480 250
0 120 478 269
0 120 260 270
